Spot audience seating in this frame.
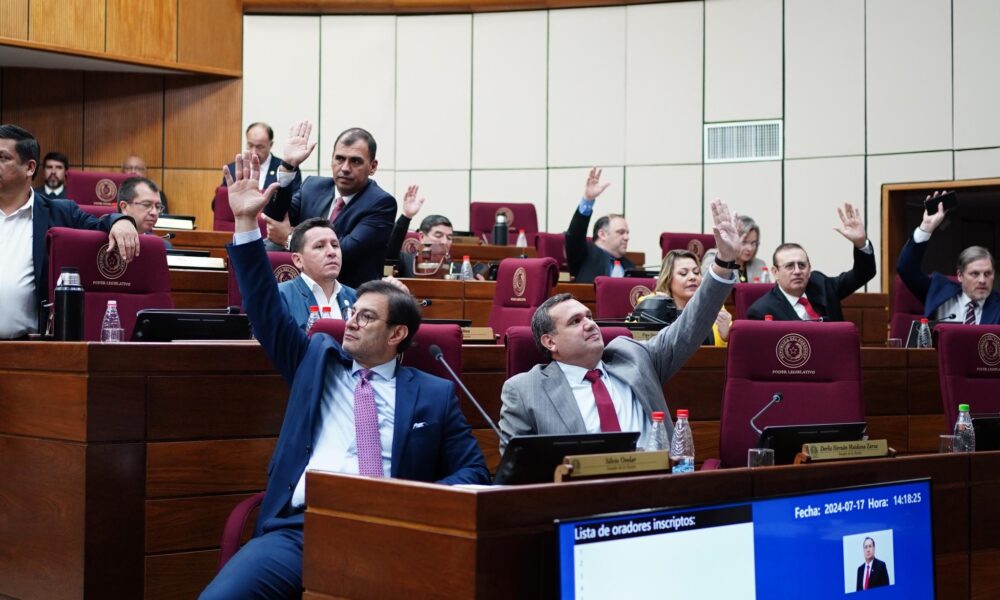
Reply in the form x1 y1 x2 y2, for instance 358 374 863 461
78 204 118 218
732 283 775 319
487 257 559 340
717 321 864 468
504 325 633 379
534 232 568 270
64 171 132 206
658 232 716 260
227 251 300 308
936 324 1000 431
470 202 539 244
213 186 267 235
46 227 172 340
593 276 656 319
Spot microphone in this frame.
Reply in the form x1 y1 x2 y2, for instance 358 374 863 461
160 232 176 240
929 314 957 324
750 393 783 435
419 299 433 307
428 344 507 444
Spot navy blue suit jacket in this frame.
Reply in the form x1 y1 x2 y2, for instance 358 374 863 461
278 275 357 331
897 236 1000 323
33 186 67 199
566 206 635 283
222 155 300 192
272 177 396 288
228 238 490 535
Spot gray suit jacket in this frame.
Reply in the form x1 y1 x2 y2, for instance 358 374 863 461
498 268 735 453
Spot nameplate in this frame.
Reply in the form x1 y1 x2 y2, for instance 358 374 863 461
554 451 669 482
800 439 890 462
632 330 658 341
461 326 495 342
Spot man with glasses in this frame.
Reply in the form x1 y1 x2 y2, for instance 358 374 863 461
200 151 489 600
747 203 875 321
116 177 171 248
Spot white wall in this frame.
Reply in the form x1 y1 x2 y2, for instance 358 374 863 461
245 0 1000 290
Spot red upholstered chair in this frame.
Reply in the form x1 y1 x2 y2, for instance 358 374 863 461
227 251 300 308
717 320 864 468
213 186 267 235
504 325 633 379
217 491 265 571
593 276 656 319
64 171 132 206
470 202 539 243
46 227 173 340
400 232 421 255
659 232 716 260
534 232 568 270
936 324 1000 431
890 274 927 340
78 204 118 218
733 283 775 319
488 257 559 340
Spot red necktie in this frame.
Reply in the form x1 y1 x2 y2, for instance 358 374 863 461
797 296 821 321
584 369 621 432
328 196 346 223
864 564 870 590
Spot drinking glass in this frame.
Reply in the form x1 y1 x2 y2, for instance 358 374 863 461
938 434 960 453
748 447 775 467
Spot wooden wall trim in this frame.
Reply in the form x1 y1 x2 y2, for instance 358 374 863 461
243 0 685 15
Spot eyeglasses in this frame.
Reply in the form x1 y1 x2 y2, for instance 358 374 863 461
130 200 165 212
777 261 809 272
345 308 385 328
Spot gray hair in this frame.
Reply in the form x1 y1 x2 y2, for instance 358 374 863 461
958 246 995 273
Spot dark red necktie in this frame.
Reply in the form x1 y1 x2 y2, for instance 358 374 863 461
798 296 821 321
584 369 621 432
328 196 345 223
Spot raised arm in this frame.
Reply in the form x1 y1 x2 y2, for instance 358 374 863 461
386 185 424 259
566 168 609 276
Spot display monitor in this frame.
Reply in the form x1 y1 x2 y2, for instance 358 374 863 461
557 479 934 599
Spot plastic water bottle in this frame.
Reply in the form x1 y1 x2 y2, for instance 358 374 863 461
460 255 474 281
611 260 625 278
492 213 508 245
515 229 528 248
954 403 976 452
321 306 333 320
760 269 771 283
764 314 774 321
100 300 123 342
306 306 320 333
643 411 669 452
670 409 695 473
917 318 933 348
54 267 85 341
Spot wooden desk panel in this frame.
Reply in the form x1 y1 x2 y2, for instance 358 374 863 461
168 230 233 259
169 268 228 308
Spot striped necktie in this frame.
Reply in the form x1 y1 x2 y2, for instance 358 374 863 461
965 300 978 325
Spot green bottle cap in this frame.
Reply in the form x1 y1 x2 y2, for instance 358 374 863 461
959 404 970 412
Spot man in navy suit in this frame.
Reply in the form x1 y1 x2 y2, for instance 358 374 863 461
280 217 357 330
856 537 890 590
261 121 396 288
218 122 302 229
200 152 489 600
33 151 69 199
566 168 635 283
0 124 139 339
897 192 999 324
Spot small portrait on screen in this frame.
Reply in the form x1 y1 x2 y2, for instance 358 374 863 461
842 530 894 593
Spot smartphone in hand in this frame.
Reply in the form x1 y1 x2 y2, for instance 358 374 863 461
924 191 957 215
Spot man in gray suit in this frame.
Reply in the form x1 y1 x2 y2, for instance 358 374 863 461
498 200 742 452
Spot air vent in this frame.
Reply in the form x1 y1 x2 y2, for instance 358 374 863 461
704 120 783 163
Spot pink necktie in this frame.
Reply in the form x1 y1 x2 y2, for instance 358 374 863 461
354 369 383 477
328 196 345 223
584 369 621 432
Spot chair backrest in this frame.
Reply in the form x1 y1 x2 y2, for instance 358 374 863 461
227 251 300 308
310 320 463 380
504 325 634 379
487 257 559 339
534 232 567 270
659 231 716 260
718 320 864 468
213 186 268 235
46 227 173 340
469 202 539 243
890 274 927 340
593 276 656 319
400 232 421 255
936 324 1000 430
733 283 776 319
64 171 132 206
78 204 118 218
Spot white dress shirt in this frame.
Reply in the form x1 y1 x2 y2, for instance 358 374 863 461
555 360 650 446
0 192 37 338
299 272 344 319
777 240 873 319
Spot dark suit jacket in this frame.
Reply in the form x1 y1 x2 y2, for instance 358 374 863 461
856 557 890 590
746 245 877 321
33 186 67 199
271 177 396 288
565 207 634 284
228 238 489 535
222 155 298 192
278 275 357 331
897 235 1000 323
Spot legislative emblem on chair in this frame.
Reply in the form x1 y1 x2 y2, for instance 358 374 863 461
936 325 1000 429
65 171 132 206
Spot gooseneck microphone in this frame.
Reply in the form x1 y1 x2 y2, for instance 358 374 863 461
419 299 433 307
930 314 957 324
750 392 783 435
428 344 507 444
160 232 176 240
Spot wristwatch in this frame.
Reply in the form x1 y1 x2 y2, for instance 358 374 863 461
285 233 293 250
280 160 296 171
714 256 740 270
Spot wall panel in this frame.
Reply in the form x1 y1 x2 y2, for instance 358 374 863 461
164 78 243 170
28 0 105 53
395 171 469 230
106 0 178 62
547 167 624 235
178 0 243 71
0 0 28 39
470 169 548 227
624 164 703 265
955 148 1000 181
163 169 223 229
703 161 782 260
1 69 84 179
953 0 1000 150
83 73 164 169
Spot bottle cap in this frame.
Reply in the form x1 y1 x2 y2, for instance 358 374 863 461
463 255 471 261
614 260 621 266
676 409 689 419
519 228 525 233
753 277 760 283
764 314 773 321
651 411 665 421
920 318 929 324
959 403 970 412
107 300 117 306
310 306 319 312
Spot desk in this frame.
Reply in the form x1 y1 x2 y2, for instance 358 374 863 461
0 341 288 600
304 452 997 599
169 268 228 308
168 230 233 260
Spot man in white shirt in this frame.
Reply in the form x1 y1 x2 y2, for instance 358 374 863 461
278 217 357 331
0 124 139 339
32 151 69 199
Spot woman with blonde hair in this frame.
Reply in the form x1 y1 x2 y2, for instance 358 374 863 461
702 215 768 283
638 249 732 346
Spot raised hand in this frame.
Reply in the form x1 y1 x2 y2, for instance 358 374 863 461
263 213 292 247
224 152 279 229
833 202 868 248
583 167 610 201
920 190 949 234
282 120 316 168
402 185 425 219
709 198 741 263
